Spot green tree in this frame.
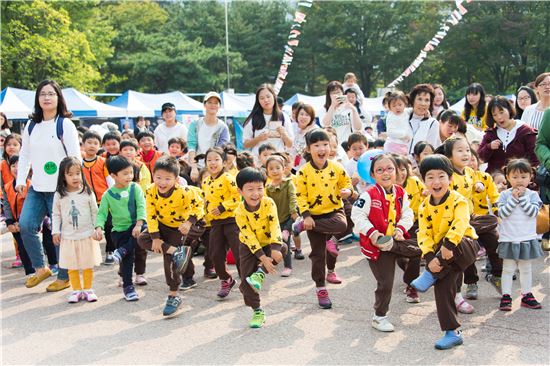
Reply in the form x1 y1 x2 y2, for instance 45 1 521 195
1 0 103 90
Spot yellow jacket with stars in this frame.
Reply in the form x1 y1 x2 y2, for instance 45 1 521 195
295 160 352 216
472 170 499 215
201 172 240 224
451 166 475 214
403 175 426 222
418 190 477 258
235 196 283 259
145 183 204 238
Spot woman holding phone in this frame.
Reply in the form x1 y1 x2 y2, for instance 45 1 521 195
321 81 363 146
243 83 293 156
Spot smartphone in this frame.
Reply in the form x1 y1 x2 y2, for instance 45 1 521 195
336 95 347 104
269 121 282 137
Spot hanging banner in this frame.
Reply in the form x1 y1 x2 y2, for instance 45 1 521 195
273 0 313 95
386 0 473 88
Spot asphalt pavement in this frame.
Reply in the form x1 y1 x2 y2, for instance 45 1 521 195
1 232 549 365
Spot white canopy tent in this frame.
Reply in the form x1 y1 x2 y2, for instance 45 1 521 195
108 90 204 117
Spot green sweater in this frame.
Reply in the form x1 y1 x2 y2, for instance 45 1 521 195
266 178 298 223
96 182 146 232
535 109 550 202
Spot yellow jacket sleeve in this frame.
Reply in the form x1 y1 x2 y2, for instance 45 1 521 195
295 168 309 215
337 165 353 192
145 186 160 234
185 187 204 222
445 198 471 245
235 206 263 258
267 199 283 245
220 176 240 213
417 201 436 256
139 164 152 193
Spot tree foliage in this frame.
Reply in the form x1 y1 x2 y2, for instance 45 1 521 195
1 0 548 101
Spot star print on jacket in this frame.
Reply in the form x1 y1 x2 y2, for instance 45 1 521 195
145 184 204 236
471 170 500 215
403 175 426 222
296 160 352 216
417 190 477 257
201 172 240 224
235 196 283 259
451 166 476 214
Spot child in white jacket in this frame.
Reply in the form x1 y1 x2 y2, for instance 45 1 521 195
384 91 412 156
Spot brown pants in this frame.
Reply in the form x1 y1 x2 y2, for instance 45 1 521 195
368 239 421 316
462 214 501 284
306 209 348 287
335 198 354 240
137 222 203 291
134 245 147 275
208 218 241 281
429 237 479 331
239 242 286 309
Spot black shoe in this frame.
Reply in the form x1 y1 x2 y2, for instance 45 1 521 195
179 277 197 291
204 267 217 279
499 294 512 311
172 246 191 274
521 293 542 309
294 249 305 260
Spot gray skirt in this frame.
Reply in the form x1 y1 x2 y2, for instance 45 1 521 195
497 239 544 260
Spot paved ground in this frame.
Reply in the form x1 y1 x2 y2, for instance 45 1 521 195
1 232 549 365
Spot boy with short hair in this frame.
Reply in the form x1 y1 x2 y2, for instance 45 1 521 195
137 131 164 174
411 155 479 350
168 137 187 160
258 143 276 169
95 156 147 301
137 156 203 317
235 167 287 328
119 139 151 285
101 132 121 158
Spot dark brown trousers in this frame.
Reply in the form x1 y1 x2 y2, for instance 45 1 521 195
239 243 286 309
368 239 421 316
137 221 204 291
208 218 241 281
429 237 480 331
306 209 347 287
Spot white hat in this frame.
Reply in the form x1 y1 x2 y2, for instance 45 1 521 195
203 91 221 104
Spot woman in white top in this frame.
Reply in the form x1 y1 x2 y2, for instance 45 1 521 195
406 84 439 156
432 84 451 119
521 72 550 131
321 81 362 146
154 102 189 153
243 83 293 156
291 103 318 169
16 80 81 291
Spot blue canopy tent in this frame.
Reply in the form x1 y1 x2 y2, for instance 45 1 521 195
108 90 204 117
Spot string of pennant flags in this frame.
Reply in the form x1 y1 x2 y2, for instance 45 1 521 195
386 0 473 88
273 0 313 95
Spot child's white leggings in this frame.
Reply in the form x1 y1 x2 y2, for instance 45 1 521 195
502 259 532 296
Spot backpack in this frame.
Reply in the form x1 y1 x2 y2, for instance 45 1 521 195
27 115 68 156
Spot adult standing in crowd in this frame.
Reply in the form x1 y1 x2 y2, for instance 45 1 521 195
321 81 362 146
188 92 230 182
521 72 550 131
479 96 539 173
535 109 550 250
407 83 439 155
462 83 487 131
515 86 537 120
243 83 293 156
432 84 451 118
17 80 81 291
0 112 11 135
133 116 149 137
154 102 188 154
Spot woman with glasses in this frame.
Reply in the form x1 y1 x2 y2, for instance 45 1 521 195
521 72 550 131
515 86 538 120
16 80 81 292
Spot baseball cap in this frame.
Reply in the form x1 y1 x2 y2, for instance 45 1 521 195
161 102 176 113
203 91 221 104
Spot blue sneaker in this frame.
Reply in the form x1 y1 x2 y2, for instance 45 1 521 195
435 330 463 350
172 246 191 274
123 285 139 301
163 295 182 317
411 270 436 293
49 264 59 276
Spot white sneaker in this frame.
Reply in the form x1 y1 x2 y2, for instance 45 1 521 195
371 316 395 332
135 274 148 286
68 291 82 303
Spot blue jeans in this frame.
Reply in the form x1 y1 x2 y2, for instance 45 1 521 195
19 187 68 280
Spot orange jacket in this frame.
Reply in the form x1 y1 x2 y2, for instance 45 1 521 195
0 160 12 186
138 149 164 174
82 156 109 202
3 179 30 223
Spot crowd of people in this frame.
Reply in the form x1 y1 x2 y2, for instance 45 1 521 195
1 71 549 351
